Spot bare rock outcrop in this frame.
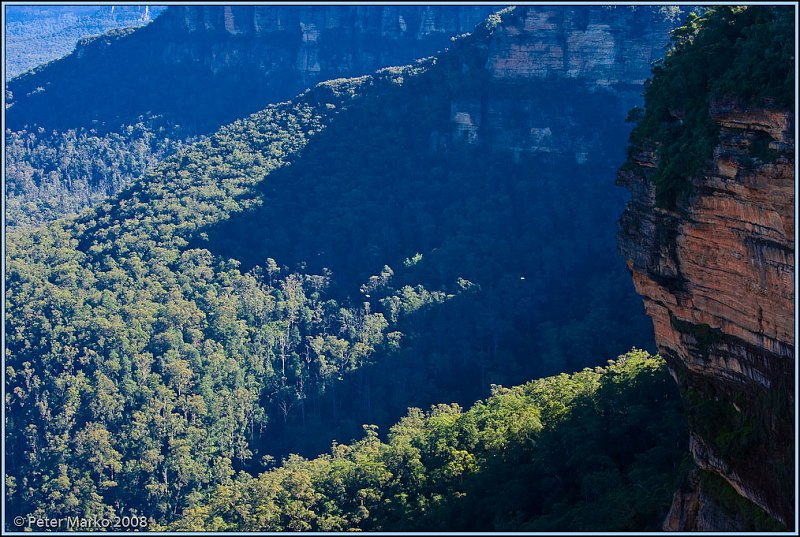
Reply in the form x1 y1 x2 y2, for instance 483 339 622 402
446 6 680 159
618 102 795 527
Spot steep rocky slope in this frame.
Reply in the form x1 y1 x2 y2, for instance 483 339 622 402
446 6 681 158
6 5 682 137
618 6 795 530
620 102 794 528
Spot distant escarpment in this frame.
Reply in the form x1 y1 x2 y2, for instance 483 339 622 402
443 5 681 159
5 5 682 137
618 6 794 530
6 5 499 134
4 5 498 226
4 4 680 228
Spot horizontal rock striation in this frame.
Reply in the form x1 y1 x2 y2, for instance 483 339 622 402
166 5 492 39
158 5 499 84
485 6 675 88
618 103 795 527
6 5 683 140
444 6 680 160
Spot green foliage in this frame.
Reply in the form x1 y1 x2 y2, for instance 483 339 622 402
629 6 794 208
169 351 688 531
5 6 503 226
201 39 654 456
684 373 793 497
6 8 663 530
685 388 758 460
4 92 398 522
5 123 187 226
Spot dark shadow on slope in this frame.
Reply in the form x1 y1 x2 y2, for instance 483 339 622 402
178 355 692 532
254 271 657 462
185 64 657 461
196 73 647 296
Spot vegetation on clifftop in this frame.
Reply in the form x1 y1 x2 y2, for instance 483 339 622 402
628 6 794 208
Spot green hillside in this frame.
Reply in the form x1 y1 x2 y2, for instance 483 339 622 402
5 14 655 528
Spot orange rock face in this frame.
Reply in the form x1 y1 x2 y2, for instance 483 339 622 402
486 6 675 86
618 105 795 527
663 466 746 531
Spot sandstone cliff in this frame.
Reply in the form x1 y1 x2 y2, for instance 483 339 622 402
157 5 498 86
442 6 680 160
203 4 684 280
618 100 795 528
7 5 683 139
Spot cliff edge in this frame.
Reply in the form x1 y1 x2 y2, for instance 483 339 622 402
617 6 795 530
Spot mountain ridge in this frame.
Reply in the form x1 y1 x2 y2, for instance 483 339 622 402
5 5 502 135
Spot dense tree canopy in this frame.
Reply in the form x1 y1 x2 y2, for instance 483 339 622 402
168 351 688 532
5 21 656 527
5 3 793 531
5 124 186 227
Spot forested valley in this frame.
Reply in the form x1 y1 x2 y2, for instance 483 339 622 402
6 5 163 80
3 8 672 529
5 6 176 228
5 124 187 227
168 351 687 531
6 4 790 533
